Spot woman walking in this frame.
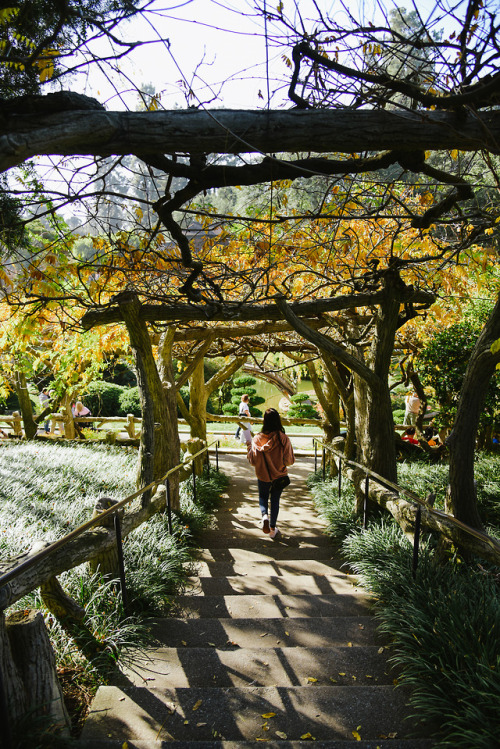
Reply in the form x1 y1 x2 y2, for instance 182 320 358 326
246 408 294 540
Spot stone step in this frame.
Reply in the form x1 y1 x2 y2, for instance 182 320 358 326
200 530 335 549
81 684 420 743
121 645 393 688
147 616 381 649
185 573 365 597
169 593 371 619
194 546 341 563
187 558 358 579
77 740 435 749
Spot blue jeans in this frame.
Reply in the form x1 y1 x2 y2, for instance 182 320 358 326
258 479 284 528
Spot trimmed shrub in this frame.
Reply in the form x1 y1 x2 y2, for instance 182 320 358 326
84 381 124 416
118 386 141 417
287 392 319 419
222 403 238 416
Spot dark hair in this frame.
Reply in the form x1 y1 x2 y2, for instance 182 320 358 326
405 426 416 435
262 408 285 434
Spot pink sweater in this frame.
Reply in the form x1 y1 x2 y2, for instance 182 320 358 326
247 431 295 482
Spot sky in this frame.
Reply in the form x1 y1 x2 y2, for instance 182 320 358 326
74 0 466 113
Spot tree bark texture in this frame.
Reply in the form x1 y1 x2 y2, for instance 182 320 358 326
81 288 435 330
447 293 500 529
1 609 70 735
2 107 500 172
14 370 37 440
117 292 170 503
157 329 181 511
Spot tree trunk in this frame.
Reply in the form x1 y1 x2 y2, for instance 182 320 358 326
189 357 208 442
14 370 37 440
157 328 181 510
447 293 500 529
117 292 170 505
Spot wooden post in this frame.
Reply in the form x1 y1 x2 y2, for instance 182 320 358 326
1 609 70 736
88 498 122 579
11 412 22 437
125 414 136 438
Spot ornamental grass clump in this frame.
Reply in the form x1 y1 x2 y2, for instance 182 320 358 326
309 455 500 748
0 441 228 733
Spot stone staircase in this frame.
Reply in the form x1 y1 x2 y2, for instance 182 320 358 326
79 455 434 748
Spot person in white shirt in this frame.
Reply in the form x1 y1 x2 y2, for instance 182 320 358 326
236 394 252 443
404 391 421 426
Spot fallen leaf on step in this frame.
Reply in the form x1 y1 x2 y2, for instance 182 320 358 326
260 632 268 637
208 642 216 647
196 723 207 727
122 744 128 749
388 732 398 739
329 678 337 683
181 640 187 646
255 739 268 742
307 677 318 683
119 697 125 701
378 647 385 654
192 700 202 711
338 672 346 676
352 729 361 740
365 674 373 678
393 678 399 686
300 732 315 740
285 631 290 636
184 720 189 725
262 712 276 719
347 642 353 647
276 731 287 739
352 675 357 680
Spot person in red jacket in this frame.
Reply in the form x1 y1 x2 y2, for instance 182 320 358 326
246 408 295 540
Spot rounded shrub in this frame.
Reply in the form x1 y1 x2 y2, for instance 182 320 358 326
84 381 124 416
119 386 141 417
222 403 238 416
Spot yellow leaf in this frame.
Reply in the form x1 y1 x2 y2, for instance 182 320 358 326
450 149 458 159
347 642 353 647
338 672 346 676
300 732 315 740
261 712 276 719
307 677 318 682
352 729 362 740
122 743 129 749
192 699 202 711
276 731 287 739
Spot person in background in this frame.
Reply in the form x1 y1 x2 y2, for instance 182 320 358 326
246 408 295 540
404 390 421 425
236 393 251 443
402 426 420 445
72 401 91 417
39 388 51 433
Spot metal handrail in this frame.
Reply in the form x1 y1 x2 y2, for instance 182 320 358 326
313 438 500 570
0 439 219 591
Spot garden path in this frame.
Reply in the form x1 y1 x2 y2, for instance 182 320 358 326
79 454 434 748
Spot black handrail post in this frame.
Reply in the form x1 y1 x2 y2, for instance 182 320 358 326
338 457 342 498
412 505 422 579
216 441 219 472
113 512 129 615
314 440 318 472
363 474 369 529
192 460 197 503
0 656 13 749
166 478 173 535
322 447 326 480
206 448 210 477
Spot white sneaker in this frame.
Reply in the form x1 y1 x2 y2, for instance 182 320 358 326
269 527 281 540
261 515 270 533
